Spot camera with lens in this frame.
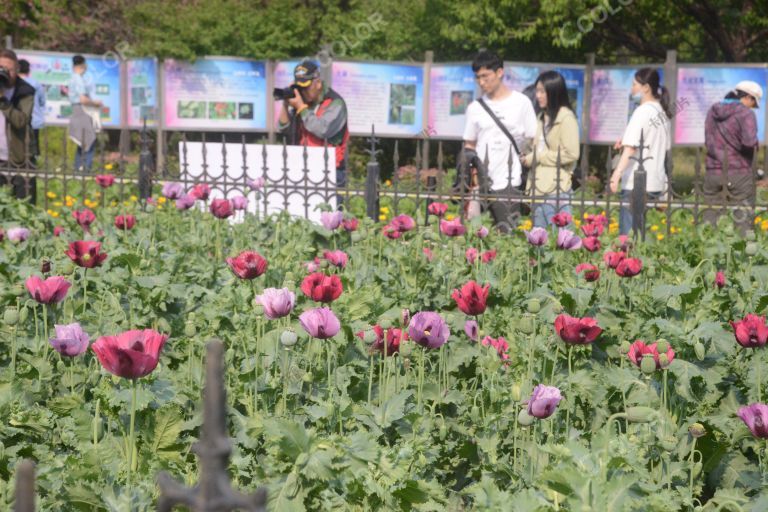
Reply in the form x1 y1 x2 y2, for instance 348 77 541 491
0 66 11 89
273 84 299 101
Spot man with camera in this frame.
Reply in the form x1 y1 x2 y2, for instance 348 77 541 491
68 54 103 173
0 49 36 200
277 60 349 207
18 59 46 165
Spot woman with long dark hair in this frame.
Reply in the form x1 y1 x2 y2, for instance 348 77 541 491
703 80 761 234
609 68 672 235
522 70 580 228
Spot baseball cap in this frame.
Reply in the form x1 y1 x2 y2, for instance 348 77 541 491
294 60 320 88
735 80 763 106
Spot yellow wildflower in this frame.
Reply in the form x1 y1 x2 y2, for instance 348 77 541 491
46 191 57 199
755 216 762 225
657 234 664 241
573 219 581 228
385 180 392 187
650 225 659 232
130 195 138 202
446 214 457 221
609 222 619 234
660 217 666 224
53 201 63 207
379 214 387 221
762 220 768 231
158 197 167 204
47 209 59 218
670 226 680 234
380 206 390 214
111 200 118 207
105 163 114 171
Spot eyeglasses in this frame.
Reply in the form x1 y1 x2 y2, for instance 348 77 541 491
475 72 497 83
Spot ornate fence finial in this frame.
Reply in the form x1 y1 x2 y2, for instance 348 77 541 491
157 341 267 511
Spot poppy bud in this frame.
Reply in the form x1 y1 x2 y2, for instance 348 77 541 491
302 372 313 383
658 353 671 369
517 409 535 426
641 354 657 374
184 321 196 337
626 406 656 423
41 259 51 274
19 306 29 323
280 329 298 347
11 284 25 296
253 302 264 316
471 405 480 418
61 261 75 275
689 423 706 438
511 383 522 402
527 298 541 314
362 329 377 345
746 242 759 256
619 340 631 355
656 339 670 353
518 314 535 335
660 437 677 452
4 307 19 326
746 230 756 241
694 341 705 361
351 232 363 243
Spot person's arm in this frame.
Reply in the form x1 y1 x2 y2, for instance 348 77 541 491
739 109 759 150
536 112 580 167
79 94 102 108
610 146 636 193
298 99 346 140
0 94 33 130
277 101 292 133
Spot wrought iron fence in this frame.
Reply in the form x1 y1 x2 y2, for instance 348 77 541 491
2 123 767 239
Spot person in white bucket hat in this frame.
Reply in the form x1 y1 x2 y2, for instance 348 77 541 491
702 79 763 234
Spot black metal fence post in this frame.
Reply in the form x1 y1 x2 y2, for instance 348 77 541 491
13 459 35 512
364 125 380 221
157 340 267 511
630 129 649 241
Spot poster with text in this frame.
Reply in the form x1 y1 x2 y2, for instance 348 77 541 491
675 66 767 145
588 67 665 143
502 63 540 94
272 60 301 128
127 58 158 128
163 58 267 130
428 64 476 139
331 61 424 136
17 50 122 127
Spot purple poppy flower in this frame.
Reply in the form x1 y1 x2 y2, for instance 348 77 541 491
247 177 265 191
525 227 548 246
321 211 344 231
49 322 90 357
7 227 30 242
175 194 196 210
464 319 478 342
256 287 296 320
527 384 562 419
408 311 450 349
162 182 184 200
299 307 341 339
231 195 248 211
476 226 489 239
738 403 768 438
556 228 582 250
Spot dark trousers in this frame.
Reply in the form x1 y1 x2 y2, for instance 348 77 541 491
702 172 755 235
0 162 37 204
486 186 527 234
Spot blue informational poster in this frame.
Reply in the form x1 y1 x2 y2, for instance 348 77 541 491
550 67 585 124
127 58 158 128
589 67 665 143
428 64 477 139
272 60 301 128
502 63 540 94
331 61 424 136
675 66 767 145
17 50 122 127
163 58 267 130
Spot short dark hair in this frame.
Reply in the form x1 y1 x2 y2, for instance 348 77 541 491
18 59 30 74
73 55 86 66
472 50 503 73
0 49 18 62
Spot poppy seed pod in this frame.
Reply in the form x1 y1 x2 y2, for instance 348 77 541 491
641 354 657 374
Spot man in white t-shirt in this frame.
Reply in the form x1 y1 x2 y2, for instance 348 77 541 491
462 50 537 232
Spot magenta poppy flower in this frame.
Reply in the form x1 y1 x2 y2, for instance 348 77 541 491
323 250 348 269
210 198 233 219
476 226 489 238
582 236 601 252
382 224 402 239
603 251 626 269
114 215 136 230
342 218 359 232
452 281 490 316
65 241 108 268
731 314 768 348
247 177 265 191
320 211 343 231
525 227 548 246
92 329 168 379
428 202 448 217
49 322 90 357
226 251 268 279
738 404 768 438
422 247 434 261
53 226 65 237
256 287 296 319
25 275 71 305
408 311 450 349
7 227 30 242
715 271 726 289
72 209 96 232
299 307 341 339
615 257 642 277
466 248 478 265
481 249 497 264
551 212 572 227
527 384 562 419
581 222 604 237
391 214 416 232
440 218 466 237
556 229 582 250
481 335 510 360
554 314 602 344
464 320 478 342
627 340 675 369
189 183 210 201
95 174 115 188
575 263 600 282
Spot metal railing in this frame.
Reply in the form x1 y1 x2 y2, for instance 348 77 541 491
2 123 766 239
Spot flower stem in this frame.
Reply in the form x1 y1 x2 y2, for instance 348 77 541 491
128 379 138 497
566 345 573 435
82 267 88 316
689 437 698 500
758 352 762 404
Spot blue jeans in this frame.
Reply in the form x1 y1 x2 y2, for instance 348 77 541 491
619 190 661 235
74 143 95 173
533 192 572 228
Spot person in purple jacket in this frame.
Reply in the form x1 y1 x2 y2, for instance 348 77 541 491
703 80 762 234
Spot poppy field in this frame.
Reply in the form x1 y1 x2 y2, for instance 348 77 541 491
2 181 768 511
